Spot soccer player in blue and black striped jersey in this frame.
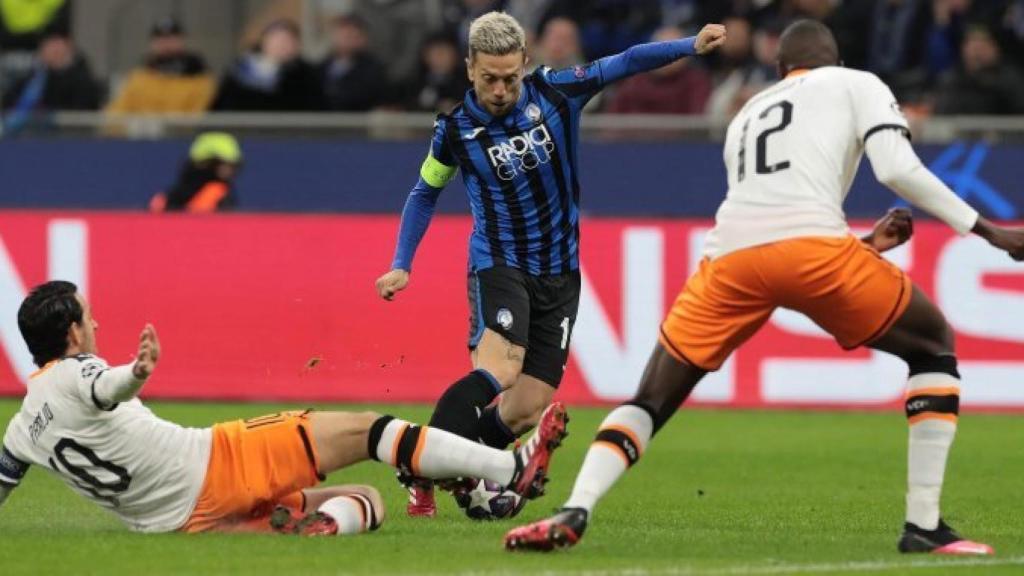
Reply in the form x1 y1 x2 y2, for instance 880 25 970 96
375 12 726 516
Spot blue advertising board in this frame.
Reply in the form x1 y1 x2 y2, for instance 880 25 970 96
0 138 1019 219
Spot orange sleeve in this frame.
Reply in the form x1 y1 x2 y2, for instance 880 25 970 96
186 182 229 213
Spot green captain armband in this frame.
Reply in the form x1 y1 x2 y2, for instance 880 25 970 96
420 155 457 188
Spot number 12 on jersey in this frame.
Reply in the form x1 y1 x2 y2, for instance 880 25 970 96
737 100 794 182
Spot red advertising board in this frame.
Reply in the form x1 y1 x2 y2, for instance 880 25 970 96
1 212 1022 409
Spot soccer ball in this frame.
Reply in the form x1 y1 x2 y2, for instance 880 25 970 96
454 479 522 520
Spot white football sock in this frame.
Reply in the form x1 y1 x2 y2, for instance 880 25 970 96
373 418 516 485
905 373 959 530
317 494 374 535
563 405 653 514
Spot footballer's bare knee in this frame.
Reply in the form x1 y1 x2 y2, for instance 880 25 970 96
499 402 546 434
498 375 555 434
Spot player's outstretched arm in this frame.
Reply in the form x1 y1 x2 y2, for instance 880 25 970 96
861 208 913 253
91 324 160 408
866 130 1024 261
592 24 725 86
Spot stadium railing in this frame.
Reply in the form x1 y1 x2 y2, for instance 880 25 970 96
7 111 1024 144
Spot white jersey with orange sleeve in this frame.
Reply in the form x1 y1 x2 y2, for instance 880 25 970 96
704 66 953 259
0 355 211 532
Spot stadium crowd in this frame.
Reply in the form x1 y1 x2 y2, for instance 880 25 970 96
2 0 1024 120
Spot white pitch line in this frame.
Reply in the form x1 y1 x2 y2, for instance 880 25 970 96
445 556 1024 576
694 556 1024 575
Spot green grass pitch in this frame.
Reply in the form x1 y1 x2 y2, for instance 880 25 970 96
0 400 1021 575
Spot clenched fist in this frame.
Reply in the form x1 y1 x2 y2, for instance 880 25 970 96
695 24 727 55
864 208 914 253
376 269 410 301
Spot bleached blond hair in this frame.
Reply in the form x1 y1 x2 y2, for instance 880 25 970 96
468 11 526 59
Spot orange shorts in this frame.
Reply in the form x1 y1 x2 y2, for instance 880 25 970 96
181 411 322 533
660 235 912 371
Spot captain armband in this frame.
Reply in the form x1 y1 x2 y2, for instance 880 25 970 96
420 155 457 188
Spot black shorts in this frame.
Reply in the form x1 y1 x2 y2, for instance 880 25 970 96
467 266 581 388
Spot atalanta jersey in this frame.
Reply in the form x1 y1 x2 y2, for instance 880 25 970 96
392 37 699 276
429 65 604 275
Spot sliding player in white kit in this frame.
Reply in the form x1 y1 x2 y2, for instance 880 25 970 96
0 281 567 535
507 20 1024 554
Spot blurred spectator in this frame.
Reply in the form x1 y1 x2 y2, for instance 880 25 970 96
319 14 389 111
239 0 303 51
605 26 711 114
0 0 71 97
543 0 662 60
706 17 779 119
150 132 242 213
696 0 774 26
781 0 834 20
866 0 932 102
707 16 753 76
144 17 207 75
211 19 321 111
446 0 505 55
919 0 1024 82
824 0 874 71
343 0 446 85
943 0 1024 68
400 33 468 113
706 16 754 118
926 0 973 80
505 0 559 35
533 17 583 70
105 18 215 115
998 0 1024 66
659 0 700 27
529 16 603 109
1 30 100 120
935 24 1024 114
